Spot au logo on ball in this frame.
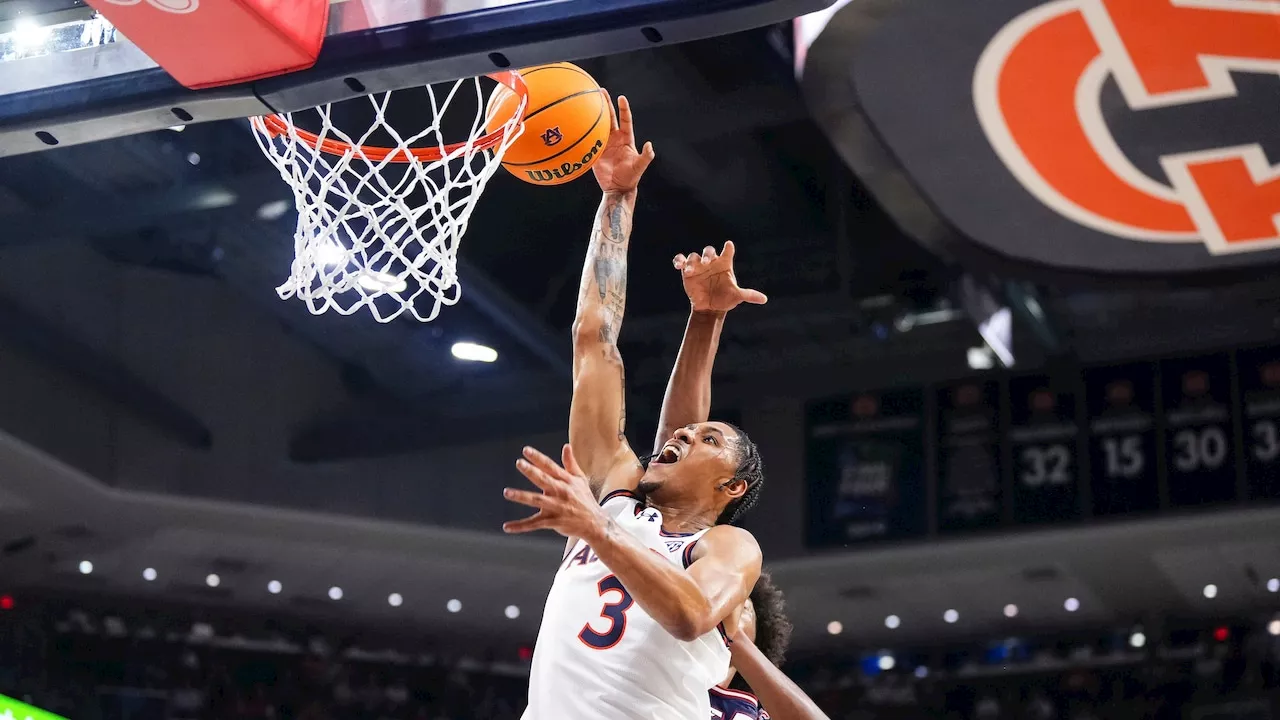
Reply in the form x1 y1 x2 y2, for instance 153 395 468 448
540 127 563 147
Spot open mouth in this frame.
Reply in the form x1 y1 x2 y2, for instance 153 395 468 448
655 442 682 464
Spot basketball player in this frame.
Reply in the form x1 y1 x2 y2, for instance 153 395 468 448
503 93 769 719
714 572 831 720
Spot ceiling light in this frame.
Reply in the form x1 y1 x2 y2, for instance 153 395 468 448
967 346 995 370
505 605 520 619
877 654 895 671
826 620 843 635
1130 631 1146 648
186 152 201 165
13 18 51 51
1064 597 1080 612
884 614 900 630
255 199 290 221
356 270 408 294
943 609 959 624
142 568 157 582
914 666 928 679
316 240 346 267
78 560 93 575
1269 620 1280 637
1003 604 1018 618
1203 583 1218 599
267 580 282 595
1267 578 1279 593
328 586 343 601
447 599 462 613
451 341 498 363
205 574 220 588
388 593 403 607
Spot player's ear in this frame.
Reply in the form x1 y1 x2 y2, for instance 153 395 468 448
717 476 747 500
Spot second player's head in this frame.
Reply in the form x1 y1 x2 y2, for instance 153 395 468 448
725 570 792 690
640 421 764 525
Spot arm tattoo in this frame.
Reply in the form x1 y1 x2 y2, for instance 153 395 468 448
581 193 633 346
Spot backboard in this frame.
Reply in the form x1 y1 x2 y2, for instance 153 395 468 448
0 0 832 156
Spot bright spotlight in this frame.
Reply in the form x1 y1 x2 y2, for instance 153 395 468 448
267 580 282 595
205 574 220 588
356 270 408 294
13 18 51 51
447 599 462 613
877 654 895 671
1203 584 1218 599
1129 631 1146 648
1269 620 1280 637
1267 578 1279 593
884 615 900 629
1003 604 1018 618
328 586 343 601
186 152 201 165
505 605 520 619
388 593 403 608
943 609 959 624
914 666 929 679
78 560 94 575
142 568 157 582
317 240 346 267
451 341 498 363
1064 597 1080 612
826 620 843 635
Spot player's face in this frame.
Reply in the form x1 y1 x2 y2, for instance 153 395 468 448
643 421 742 498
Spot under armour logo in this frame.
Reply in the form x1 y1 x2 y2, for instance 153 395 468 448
664 540 685 552
643 510 659 523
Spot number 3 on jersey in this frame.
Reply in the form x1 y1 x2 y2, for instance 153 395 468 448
579 575 634 649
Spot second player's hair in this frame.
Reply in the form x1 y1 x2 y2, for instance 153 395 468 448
730 569 792 693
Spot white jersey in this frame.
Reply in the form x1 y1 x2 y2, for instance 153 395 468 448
523 489 732 720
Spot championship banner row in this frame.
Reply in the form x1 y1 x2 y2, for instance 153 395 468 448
805 346 1280 548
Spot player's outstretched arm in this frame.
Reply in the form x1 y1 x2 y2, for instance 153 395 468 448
504 445 761 642
652 241 767 453
728 632 831 720
569 92 655 498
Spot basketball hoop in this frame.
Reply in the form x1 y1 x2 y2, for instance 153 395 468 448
250 71 528 323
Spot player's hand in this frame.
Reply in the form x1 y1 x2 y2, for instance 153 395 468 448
503 444 610 542
674 241 768 314
593 92 655 194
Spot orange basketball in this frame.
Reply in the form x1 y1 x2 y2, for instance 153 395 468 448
486 63 610 186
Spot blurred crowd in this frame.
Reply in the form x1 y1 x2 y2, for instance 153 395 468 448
3 603 1279 720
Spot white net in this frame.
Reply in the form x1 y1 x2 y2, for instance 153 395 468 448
250 75 526 323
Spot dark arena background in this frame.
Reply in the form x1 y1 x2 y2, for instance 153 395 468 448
1 0 1278 718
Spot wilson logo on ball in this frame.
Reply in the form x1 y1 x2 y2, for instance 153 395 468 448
974 0 1280 255
525 139 603 184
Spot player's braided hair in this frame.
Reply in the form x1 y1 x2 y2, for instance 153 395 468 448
715 422 764 526
729 569 792 693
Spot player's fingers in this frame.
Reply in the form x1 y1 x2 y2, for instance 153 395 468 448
639 141 655 168
617 95 634 140
503 513 551 534
515 457 561 493
740 288 769 305
673 254 687 270
562 444 586 479
721 240 736 259
502 487 548 509
602 89 618 131
522 446 574 484
702 245 717 262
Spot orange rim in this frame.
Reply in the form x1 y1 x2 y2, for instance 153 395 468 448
258 70 527 163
